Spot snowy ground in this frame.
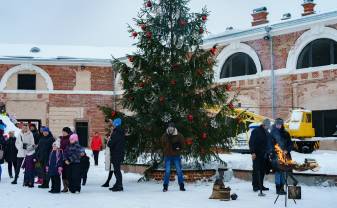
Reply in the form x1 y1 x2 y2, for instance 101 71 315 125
1 152 337 208
219 150 337 175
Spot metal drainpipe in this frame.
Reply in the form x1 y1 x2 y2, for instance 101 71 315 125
265 26 275 119
112 67 116 111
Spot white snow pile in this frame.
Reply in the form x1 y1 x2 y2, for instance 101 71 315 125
0 114 21 136
0 151 337 208
219 150 337 175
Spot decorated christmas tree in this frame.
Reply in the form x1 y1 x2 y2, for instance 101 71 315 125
101 0 241 164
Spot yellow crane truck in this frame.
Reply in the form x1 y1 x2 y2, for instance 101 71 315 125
232 108 319 153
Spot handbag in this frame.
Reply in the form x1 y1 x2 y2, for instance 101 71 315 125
0 149 4 160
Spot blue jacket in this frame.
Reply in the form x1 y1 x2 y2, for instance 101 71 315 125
64 142 82 164
48 150 63 176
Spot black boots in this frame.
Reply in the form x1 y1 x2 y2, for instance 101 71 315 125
163 184 186 192
163 184 168 192
109 186 123 192
179 183 186 191
102 171 113 187
276 185 286 195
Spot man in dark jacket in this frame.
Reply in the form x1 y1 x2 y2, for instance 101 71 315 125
107 118 125 192
249 119 271 196
37 127 55 188
161 122 185 192
271 118 293 195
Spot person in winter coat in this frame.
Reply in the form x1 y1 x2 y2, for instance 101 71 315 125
80 149 90 186
46 139 63 193
64 134 82 193
90 132 102 166
107 118 125 192
12 123 35 184
21 144 37 187
0 121 6 182
29 124 40 145
60 127 72 192
270 118 293 195
161 122 185 192
37 127 55 189
0 133 5 182
249 119 271 196
101 133 114 187
4 131 18 178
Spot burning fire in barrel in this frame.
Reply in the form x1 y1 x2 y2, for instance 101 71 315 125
274 144 319 172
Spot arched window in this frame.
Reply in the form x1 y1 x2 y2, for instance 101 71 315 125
297 38 337 69
220 52 257 79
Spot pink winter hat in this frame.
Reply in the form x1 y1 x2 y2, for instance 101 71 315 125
69 134 79 143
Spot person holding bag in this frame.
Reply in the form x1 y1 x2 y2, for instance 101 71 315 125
12 123 35 184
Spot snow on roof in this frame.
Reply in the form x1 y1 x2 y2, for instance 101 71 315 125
0 43 135 61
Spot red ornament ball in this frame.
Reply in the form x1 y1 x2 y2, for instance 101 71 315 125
131 31 138 38
146 0 152 7
187 114 193 122
159 96 165 103
199 27 204 34
170 79 177 86
196 68 204 76
202 15 207 22
227 102 234 110
138 82 145 88
179 19 187 27
210 46 217 55
111 111 117 117
186 138 193 145
140 24 147 31
225 84 232 91
128 56 134 62
146 31 152 39
201 132 207 140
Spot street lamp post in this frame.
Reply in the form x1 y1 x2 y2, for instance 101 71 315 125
264 26 275 119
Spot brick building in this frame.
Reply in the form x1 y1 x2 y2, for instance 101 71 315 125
0 45 128 146
203 2 337 137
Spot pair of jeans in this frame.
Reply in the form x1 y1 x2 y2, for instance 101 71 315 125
0 164 2 180
163 156 184 186
275 171 285 185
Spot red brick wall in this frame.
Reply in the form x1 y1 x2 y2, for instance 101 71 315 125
0 64 114 91
90 66 114 91
49 94 113 138
244 30 306 70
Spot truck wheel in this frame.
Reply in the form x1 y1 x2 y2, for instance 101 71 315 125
301 145 314 154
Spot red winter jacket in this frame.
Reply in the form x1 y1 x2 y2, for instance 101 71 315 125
91 135 102 151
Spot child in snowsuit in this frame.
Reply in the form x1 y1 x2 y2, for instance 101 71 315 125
64 134 82 193
21 144 36 187
46 139 63 193
80 149 90 186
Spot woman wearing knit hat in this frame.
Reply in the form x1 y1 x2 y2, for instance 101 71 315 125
59 127 72 192
107 118 125 192
64 134 82 193
37 126 55 189
46 139 63 193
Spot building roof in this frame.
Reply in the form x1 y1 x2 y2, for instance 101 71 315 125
0 43 134 66
203 10 337 46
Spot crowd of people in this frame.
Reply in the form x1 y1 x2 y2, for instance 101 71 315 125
0 118 128 193
249 118 293 196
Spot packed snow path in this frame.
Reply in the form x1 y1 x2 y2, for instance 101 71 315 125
0 154 336 208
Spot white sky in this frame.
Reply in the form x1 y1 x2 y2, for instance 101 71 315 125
0 0 335 47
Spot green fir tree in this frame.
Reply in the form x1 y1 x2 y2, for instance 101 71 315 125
101 0 242 165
